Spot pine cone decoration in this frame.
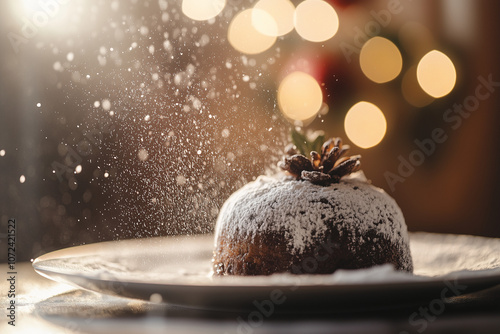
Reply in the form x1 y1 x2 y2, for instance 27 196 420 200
278 133 361 186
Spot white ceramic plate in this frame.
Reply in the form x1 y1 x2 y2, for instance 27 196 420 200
33 233 500 312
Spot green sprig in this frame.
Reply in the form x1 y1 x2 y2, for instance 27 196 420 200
291 129 325 156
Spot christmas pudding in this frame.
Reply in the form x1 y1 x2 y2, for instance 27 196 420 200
212 134 413 276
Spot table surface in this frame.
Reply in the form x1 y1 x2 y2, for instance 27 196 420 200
1 262 500 334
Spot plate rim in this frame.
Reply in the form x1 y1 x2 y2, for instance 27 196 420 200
32 232 500 288
32 232 500 311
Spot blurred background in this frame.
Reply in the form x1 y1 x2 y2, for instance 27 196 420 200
1 0 499 262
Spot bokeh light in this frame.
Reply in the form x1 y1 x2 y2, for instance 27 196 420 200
253 0 295 37
417 50 457 98
228 9 277 54
402 65 435 107
250 8 278 37
278 71 323 121
182 0 226 21
344 102 387 149
360 37 403 84
294 0 339 42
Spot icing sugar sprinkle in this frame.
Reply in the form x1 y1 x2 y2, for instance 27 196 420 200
215 172 409 254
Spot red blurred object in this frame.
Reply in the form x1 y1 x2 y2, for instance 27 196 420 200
280 50 328 81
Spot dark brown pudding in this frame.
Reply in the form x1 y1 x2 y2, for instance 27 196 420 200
212 137 413 276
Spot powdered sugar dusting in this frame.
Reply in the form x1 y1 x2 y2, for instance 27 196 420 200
215 173 409 254
411 232 500 276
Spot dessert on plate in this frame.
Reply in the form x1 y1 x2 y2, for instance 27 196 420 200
212 132 413 276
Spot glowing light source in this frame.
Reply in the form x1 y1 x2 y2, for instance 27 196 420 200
9 0 75 38
344 102 387 149
417 50 456 98
294 0 339 42
182 0 226 21
360 37 402 84
21 0 41 12
228 9 277 54
252 0 295 37
250 8 278 37
278 71 323 121
401 65 434 107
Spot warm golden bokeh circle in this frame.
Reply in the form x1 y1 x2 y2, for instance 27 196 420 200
278 71 323 121
417 50 457 98
345 101 387 149
181 0 226 21
294 0 339 42
253 0 295 37
360 37 403 84
228 9 277 54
